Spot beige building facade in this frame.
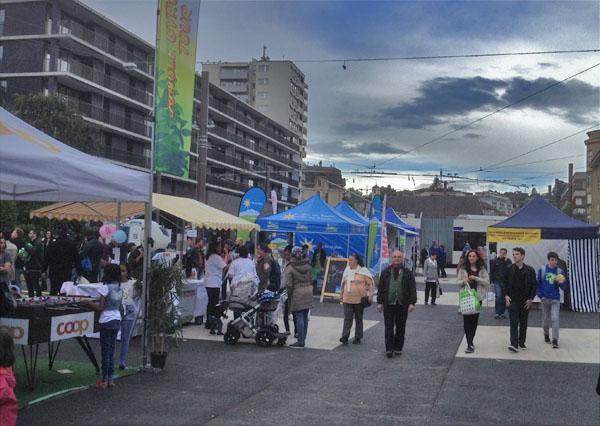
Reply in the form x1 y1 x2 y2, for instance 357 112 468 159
585 130 600 225
301 163 346 206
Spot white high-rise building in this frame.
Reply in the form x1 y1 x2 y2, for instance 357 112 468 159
202 50 308 155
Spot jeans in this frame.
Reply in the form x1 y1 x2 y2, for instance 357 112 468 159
293 309 309 345
424 281 437 303
438 262 447 278
463 313 479 347
12 267 24 290
494 282 506 315
509 301 530 347
541 298 560 340
383 305 408 352
24 270 42 297
118 319 135 367
283 299 297 334
100 319 121 382
341 303 364 340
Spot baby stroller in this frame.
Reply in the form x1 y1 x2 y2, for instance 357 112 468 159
221 286 288 347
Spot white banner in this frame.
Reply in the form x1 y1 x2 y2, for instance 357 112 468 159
0 318 29 345
51 312 95 341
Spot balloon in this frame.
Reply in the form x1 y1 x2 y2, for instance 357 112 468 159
113 230 127 244
99 224 117 240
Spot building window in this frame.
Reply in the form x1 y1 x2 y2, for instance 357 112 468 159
258 78 269 85
257 91 268 99
0 80 7 92
0 9 5 36
248 179 254 187
575 198 583 206
0 45 3 61
258 64 269 72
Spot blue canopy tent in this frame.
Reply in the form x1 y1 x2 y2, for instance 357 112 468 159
336 201 369 259
488 197 599 312
257 195 368 258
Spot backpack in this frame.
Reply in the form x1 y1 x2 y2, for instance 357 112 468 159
267 257 281 291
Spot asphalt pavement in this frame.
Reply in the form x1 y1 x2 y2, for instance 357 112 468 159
17 271 600 425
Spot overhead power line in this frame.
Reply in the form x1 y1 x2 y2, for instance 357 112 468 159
481 154 585 171
290 49 600 64
376 62 600 168
479 124 600 171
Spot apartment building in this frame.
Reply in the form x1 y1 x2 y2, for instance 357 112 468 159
585 130 600 225
0 0 302 213
475 191 514 215
202 55 308 152
301 162 346 206
571 171 588 220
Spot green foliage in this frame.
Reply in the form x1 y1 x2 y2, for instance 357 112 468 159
144 262 185 354
11 94 98 153
154 70 190 177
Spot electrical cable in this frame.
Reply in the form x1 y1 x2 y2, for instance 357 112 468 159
376 62 600 168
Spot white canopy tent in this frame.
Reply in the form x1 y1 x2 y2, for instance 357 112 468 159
0 106 149 202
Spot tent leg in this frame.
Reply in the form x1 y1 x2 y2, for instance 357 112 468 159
254 230 259 262
141 202 152 368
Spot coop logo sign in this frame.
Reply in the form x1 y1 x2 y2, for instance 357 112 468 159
51 312 95 341
0 318 29 345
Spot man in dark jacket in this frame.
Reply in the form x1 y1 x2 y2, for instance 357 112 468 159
10 228 25 289
79 232 103 283
505 247 537 352
490 248 512 319
43 228 82 295
377 249 417 358
23 229 44 297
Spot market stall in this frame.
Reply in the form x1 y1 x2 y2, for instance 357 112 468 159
0 106 151 387
335 201 369 258
257 195 368 257
488 196 599 312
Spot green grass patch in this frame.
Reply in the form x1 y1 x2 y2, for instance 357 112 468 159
14 358 138 408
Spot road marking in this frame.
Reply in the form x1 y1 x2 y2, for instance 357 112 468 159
455 326 599 363
182 314 379 351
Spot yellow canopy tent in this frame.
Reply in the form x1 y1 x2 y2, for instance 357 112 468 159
31 193 260 231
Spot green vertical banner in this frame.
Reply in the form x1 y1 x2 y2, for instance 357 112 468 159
154 0 200 178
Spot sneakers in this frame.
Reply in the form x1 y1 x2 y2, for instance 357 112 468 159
289 342 305 348
465 346 474 354
386 351 393 358
339 337 348 345
544 334 551 344
431 302 437 306
284 331 291 336
95 380 108 389
500 314 507 319
118 365 126 371
552 339 559 349
424 301 428 305
352 338 361 344
519 343 527 350
494 314 500 319
508 345 519 353
393 350 402 356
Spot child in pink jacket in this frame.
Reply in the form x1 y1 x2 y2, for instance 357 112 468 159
0 330 17 426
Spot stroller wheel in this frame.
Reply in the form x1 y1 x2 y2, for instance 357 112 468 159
224 329 240 345
255 330 275 347
277 337 287 347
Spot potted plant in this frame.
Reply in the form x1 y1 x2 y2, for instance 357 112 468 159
145 262 185 369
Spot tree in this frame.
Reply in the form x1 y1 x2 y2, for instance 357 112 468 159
12 94 98 153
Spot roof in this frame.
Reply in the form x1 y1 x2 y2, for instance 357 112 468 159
489 196 599 239
387 193 486 218
256 195 367 234
335 201 369 225
0 106 150 202
302 166 345 187
30 194 259 231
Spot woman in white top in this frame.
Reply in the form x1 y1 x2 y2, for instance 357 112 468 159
339 253 374 345
205 241 227 330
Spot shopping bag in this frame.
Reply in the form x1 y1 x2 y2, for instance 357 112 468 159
459 286 480 315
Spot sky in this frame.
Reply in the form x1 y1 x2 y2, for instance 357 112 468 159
83 0 600 194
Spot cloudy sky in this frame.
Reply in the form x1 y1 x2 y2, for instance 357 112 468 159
83 0 600 193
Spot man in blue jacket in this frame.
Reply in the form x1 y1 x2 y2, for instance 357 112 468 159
537 251 566 349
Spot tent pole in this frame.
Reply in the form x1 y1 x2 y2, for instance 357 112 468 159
253 229 258 262
116 202 121 226
141 0 160 369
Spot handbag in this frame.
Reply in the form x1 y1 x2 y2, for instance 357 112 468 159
459 284 480 315
81 256 93 272
361 295 371 308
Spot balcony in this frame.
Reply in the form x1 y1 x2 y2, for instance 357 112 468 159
207 148 254 171
208 126 297 168
101 147 150 169
206 175 248 192
58 95 152 139
208 98 299 152
59 20 153 75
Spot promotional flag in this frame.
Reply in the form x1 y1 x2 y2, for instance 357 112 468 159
154 0 200 178
380 194 389 272
237 187 267 242
367 194 382 269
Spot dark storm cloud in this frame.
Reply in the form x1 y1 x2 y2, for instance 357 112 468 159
309 140 408 156
358 76 599 130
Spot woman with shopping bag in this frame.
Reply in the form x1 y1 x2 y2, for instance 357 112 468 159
457 250 490 354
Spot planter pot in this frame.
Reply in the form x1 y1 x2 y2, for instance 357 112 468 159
150 352 168 369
